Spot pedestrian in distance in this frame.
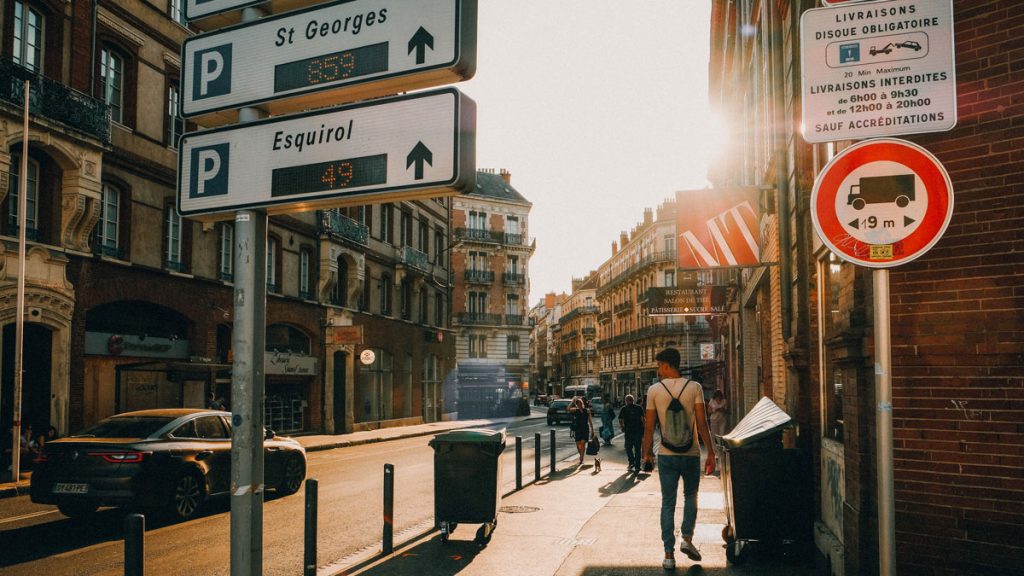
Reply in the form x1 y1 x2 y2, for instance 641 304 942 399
708 389 729 470
568 396 598 470
642 348 716 571
206 392 226 411
600 394 616 446
618 394 646 472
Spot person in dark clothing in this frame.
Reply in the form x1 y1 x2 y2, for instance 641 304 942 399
618 394 646 472
568 396 596 468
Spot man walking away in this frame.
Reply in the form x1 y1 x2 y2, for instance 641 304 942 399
642 348 715 570
618 394 645 472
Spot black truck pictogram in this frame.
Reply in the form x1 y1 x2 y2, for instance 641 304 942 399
847 174 915 210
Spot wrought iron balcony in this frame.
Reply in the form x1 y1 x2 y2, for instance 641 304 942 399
614 301 634 315
318 209 369 245
464 269 495 284
455 227 502 244
401 245 429 272
457 312 502 326
582 326 597 337
502 272 525 285
505 314 525 326
1 58 111 143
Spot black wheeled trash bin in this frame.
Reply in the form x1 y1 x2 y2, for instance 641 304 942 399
716 397 808 565
429 428 506 545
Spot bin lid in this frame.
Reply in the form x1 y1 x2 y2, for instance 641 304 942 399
432 428 506 444
721 396 792 448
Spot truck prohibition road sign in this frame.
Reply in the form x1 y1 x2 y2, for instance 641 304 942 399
177 88 476 221
181 0 476 126
811 138 953 268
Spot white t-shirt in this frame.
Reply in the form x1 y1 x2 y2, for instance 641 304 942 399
646 378 704 457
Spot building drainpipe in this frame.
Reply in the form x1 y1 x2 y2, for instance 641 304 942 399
768 0 792 341
90 0 98 97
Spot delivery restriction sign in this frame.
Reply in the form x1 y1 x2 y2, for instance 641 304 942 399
811 138 953 268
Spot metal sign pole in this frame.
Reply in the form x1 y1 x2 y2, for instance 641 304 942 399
230 8 267 576
10 80 29 483
873 269 895 576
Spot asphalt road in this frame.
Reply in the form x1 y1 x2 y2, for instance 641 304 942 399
0 416 585 576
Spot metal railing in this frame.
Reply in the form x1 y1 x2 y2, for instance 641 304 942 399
400 245 429 272
502 272 525 285
0 58 111 143
505 314 525 326
318 210 369 245
457 312 503 325
464 269 495 284
454 227 501 244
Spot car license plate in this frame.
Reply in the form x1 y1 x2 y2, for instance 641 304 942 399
53 483 89 494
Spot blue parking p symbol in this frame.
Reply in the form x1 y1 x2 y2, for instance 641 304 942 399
192 44 232 100
189 144 230 198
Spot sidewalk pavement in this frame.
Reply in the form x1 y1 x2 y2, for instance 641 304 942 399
0 410 545 499
331 431 817 576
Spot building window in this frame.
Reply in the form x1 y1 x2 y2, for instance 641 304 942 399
218 223 233 281
360 274 370 311
418 288 428 324
506 294 520 319
169 0 186 25
266 236 279 292
418 218 429 253
332 256 348 306
400 278 413 320
100 47 125 124
663 269 675 287
469 335 487 359
507 255 519 274
379 203 393 243
166 82 183 148
665 233 676 254
434 291 444 326
507 336 520 359
357 348 393 422
8 156 39 240
819 251 848 442
468 291 486 314
165 205 182 271
505 215 520 235
379 274 392 315
97 183 120 257
299 248 312 299
468 210 486 230
13 1 44 72
434 228 444 263
400 210 412 247
469 251 487 271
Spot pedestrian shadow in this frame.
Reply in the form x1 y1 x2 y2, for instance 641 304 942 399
598 470 650 497
350 530 485 576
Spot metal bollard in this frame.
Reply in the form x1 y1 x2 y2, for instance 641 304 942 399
515 436 523 490
124 513 145 576
550 429 556 474
383 463 394 554
304 478 318 576
534 432 542 481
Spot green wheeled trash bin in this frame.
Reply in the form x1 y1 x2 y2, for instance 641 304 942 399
717 397 809 565
429 428 506 545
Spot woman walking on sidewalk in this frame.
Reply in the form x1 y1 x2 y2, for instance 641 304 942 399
568 397 597 468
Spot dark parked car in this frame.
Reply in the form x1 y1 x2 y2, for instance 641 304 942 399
30 409 306 521
547 399 574 426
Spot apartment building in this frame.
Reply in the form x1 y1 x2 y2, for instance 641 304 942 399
450 169 533 417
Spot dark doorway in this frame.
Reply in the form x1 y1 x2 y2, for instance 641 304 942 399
333 351 347 434
2 323 52 431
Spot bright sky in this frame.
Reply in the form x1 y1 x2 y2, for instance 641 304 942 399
459 1 719 302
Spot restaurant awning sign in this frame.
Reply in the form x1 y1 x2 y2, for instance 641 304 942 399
642 286 728 316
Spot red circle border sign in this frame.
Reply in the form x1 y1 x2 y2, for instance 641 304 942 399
811 138 954 268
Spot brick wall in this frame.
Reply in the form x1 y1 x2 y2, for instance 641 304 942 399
882 2 1024 573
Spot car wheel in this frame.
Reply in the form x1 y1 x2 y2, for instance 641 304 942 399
170 470 206 521
277 454 305 496
547 418 554 426
57 501 98 519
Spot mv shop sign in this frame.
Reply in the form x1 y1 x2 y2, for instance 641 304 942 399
177 88 476 220
801 0 956 142
181 0 477 125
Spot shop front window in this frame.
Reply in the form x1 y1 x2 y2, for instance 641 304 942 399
358 348 393 422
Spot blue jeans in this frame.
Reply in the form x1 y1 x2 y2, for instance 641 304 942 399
624 432 642 468
658 454 701 553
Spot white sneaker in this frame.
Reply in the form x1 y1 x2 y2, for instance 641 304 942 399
662 557 676 570
679 539 702 561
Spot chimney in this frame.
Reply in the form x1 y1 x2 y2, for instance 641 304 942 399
611 241 618 256
499 168 511 184
545 293 555 309
644 207 653 225
620 231 629 248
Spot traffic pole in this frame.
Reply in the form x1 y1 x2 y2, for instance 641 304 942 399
124 513 145 576
383 464 394 554
549 429 556 474
534 433 541 481
304 479 318 576
515 436 522 490
874 269 896 576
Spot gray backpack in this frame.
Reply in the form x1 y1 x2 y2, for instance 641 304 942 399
659 380 694 452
